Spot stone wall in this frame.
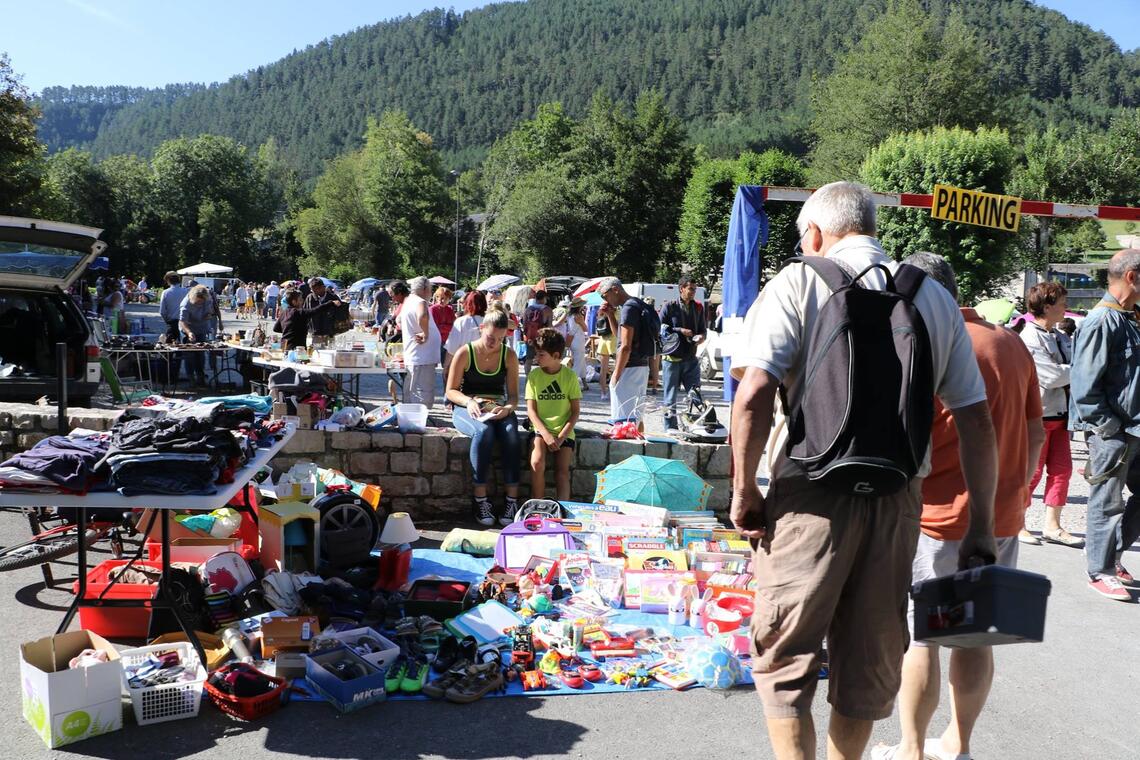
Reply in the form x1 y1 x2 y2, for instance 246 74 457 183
0 402 732 522
0 402 124 461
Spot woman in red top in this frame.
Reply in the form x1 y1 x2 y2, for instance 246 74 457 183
429 287 457 363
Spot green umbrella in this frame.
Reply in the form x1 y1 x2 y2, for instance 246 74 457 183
593 455 712 511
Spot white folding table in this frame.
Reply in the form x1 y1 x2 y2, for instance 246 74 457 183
0 425 295 664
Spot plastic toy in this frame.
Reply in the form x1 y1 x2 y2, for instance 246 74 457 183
683 641 743 689
559 666 585 689
538 650 563 675
606 663 653 689
521 670 553 691
509 625 535 666
590 636 637 658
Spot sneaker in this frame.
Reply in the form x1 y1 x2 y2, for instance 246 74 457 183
1116 563 1137 586
473 497 496 527
500 497 520 526
1088 575 1132 601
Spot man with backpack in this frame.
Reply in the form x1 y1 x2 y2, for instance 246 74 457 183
598 277 658 427
522 289 553 376
728 182 999 760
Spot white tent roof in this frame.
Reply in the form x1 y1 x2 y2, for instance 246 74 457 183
177 262 234 275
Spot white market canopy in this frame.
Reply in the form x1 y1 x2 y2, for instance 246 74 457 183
177 262 234 275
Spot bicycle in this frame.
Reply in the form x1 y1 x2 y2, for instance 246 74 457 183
0 507 139 584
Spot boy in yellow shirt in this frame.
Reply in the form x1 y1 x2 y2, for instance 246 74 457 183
525 328 581 499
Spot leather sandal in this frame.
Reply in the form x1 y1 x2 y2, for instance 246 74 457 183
422 659 470 699
444 662 504 704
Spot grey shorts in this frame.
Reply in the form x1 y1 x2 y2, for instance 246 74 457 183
907 532 1019 646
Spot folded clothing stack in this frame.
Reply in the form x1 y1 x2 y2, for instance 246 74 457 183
0 435 109 494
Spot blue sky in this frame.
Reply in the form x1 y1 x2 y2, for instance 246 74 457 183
2 0 1137 93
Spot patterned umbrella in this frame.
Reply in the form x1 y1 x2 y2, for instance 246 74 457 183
594 454 711 511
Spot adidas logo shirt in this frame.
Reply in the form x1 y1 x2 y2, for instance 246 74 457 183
525 364 583 438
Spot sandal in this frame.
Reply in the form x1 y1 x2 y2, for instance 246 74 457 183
394 617 419 638
458 635 478 664
444 662 505 704
422 660 470 698
1017 529 1041 546
417 615 443 635
476 644 503 666
1041 529 1083 547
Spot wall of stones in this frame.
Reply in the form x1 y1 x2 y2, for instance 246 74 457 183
0 403 732 522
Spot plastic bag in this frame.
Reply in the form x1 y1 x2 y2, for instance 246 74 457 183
329 406 364 427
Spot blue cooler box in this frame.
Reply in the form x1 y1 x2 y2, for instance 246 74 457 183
911 564 1051 648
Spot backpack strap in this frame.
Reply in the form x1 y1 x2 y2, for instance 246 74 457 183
892 263 927 302
782 256 851 293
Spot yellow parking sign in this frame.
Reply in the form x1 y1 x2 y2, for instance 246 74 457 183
931 184 1022 233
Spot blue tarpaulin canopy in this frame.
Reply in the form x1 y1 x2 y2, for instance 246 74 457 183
720 186 769 401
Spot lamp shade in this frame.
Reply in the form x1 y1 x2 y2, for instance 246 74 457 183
379 512 420 545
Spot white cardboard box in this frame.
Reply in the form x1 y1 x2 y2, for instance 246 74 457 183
316 626 400 670
20 631 123 748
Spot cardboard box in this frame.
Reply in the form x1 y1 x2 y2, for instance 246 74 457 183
305 647 387 713
20 631 123 749
149 631 231 671
273 652 309 680
404 580 471 621
271 401 289 420
260 615 318 659
313 626 400 670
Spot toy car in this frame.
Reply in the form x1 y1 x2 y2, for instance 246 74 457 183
510 625 535 665
521 670 551 691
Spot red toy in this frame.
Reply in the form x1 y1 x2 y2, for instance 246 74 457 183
559 667 585 689
590 636 637 658
521 670 550 691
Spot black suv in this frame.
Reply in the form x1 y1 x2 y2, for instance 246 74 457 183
0 216 104 406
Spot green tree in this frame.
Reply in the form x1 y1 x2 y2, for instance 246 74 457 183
43 148 112 226
860 126 1018 302
677 149 807 285
149 134 275 276
486 92 692 280
1053 220 1108 257
811 0 999 182
100 153 164 278
0 53 47 215
295 111 451 281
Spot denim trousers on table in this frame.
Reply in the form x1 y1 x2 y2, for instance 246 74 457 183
452 406 521 486
662 356 701 423
1084 432 1140 577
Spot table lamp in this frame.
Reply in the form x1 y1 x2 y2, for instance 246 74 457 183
375 512 420 591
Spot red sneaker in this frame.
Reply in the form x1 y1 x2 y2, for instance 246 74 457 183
1089 575 1132 601
1116 563 1137 586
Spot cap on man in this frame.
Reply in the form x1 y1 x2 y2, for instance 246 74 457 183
728 181 998 760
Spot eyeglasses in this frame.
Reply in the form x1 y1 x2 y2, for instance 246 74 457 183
794 239 803 256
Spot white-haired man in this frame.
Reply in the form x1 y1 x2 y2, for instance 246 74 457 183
597 277 655 428
729 181 999 760
400 276 442 409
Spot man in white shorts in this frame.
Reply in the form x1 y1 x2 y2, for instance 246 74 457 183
597 277 652 427
399 276 442 409
874 253 1045 760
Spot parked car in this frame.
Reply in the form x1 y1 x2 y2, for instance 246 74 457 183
696 327 724 379
0 216 105 406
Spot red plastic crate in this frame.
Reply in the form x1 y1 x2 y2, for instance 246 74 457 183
72 559 162 639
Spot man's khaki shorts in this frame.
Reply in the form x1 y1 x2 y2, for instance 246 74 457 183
750 477 922 721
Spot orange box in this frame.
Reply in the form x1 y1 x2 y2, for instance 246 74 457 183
260 616 318 659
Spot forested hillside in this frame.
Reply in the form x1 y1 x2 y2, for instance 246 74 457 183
33 0 1139 180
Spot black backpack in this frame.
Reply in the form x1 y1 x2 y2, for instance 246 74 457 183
630 298 662 359
781 256 934 497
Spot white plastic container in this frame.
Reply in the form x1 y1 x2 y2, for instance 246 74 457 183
118 641 207 726
395 403 428 433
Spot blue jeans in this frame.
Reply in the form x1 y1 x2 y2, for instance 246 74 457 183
1084 432 1140 577
662 356 701 424
452 406 521 486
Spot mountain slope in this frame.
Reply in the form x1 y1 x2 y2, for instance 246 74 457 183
33 0 1140 179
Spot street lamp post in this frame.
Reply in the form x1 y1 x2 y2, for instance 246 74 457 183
450 170 461 287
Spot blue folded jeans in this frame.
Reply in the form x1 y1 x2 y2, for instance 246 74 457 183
1084 432 1140 577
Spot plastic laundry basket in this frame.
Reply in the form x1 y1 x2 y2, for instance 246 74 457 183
119 641 207 726
395 403 428 433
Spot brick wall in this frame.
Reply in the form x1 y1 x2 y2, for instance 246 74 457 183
0 402 732 521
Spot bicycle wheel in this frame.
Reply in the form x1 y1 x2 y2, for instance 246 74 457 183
0 527 101 572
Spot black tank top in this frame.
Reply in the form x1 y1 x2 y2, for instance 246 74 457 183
460 343 508 399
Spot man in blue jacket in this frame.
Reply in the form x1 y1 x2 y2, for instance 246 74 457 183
1070 248 1140 601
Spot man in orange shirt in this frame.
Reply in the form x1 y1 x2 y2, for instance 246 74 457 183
875 253 1045 760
